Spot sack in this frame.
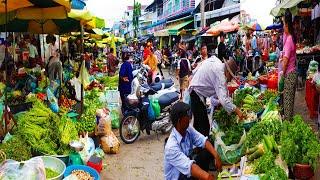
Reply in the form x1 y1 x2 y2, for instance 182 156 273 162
101 132 120 154
95 108 112 136
215 130 246 165
0 158 46 180
278 76 285 92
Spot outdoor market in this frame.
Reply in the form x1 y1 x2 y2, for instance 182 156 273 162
0 0 320 180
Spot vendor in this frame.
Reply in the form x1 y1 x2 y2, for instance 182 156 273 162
280 9 297 121
47 54 63 82
189 57 244 137
118 50 133 111
164 102 222 180
107 48 118 76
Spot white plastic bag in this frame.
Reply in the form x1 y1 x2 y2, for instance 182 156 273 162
79 133 95 164
182 89 190 105
0 158 46 180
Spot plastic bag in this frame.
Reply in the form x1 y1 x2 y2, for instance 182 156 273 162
182 90 190 105
108 103 121 129
95 108 112 136
3 132 13 143
101 131 120 154
278 76 284 92
0 158 45 180
93 147 105 159
105 90 120 104
47 88 59 113
79 133 95 164
78 60 90 88
151 99 161 118
215 130 246 165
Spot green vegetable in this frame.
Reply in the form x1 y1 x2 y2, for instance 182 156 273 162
45 168 59 178
213 109 237 132
280 115 320 169
244 119 282 149
221 124 243 146
0 135 32 162
248 144 265 161
260 166 288 180
253 151 276 174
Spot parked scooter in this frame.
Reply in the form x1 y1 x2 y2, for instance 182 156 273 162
119 66 179 144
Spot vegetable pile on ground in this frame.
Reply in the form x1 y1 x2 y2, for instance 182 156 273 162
233 87 260 107
13 100 78 155
259 90 278 105
77 89 103 133
241 94 263 113
280 115 320 170
213 109 237 132
0 135 32 162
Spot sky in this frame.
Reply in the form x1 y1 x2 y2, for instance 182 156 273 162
86 0 153 28
241 0 277 28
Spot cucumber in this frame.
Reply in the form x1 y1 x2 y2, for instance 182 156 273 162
246 146 258 155
248 146 264 161
263 135 273 151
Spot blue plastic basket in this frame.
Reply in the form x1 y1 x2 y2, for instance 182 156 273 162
64 165 100 180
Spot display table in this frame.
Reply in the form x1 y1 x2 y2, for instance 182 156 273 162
305 79 319 119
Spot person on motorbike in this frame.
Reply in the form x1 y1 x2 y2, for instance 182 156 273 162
164 102 222 180
118 50 134 111
189 57 244 137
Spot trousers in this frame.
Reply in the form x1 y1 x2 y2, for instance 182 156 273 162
190 90 210 137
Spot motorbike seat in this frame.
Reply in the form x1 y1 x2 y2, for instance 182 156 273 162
150 83 162 91
150 79 174 91
158 92 179 109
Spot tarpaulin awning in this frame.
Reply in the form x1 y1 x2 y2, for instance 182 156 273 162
0 0 33 13
270 0 304 16
68 9 93 22
207 18 239 36
167 20 193 35
154 29 169 37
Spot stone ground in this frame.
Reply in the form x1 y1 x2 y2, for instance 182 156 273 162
100 69 320 180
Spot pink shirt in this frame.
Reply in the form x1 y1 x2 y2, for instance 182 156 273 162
283 34 296 76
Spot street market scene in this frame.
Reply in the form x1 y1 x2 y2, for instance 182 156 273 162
0 0 320 179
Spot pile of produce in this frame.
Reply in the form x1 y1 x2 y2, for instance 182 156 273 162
59 95 77 109
97 75 119 89
280 115 320 169
259 90 278 105
77 89 103 133
246 135 278 161
221 124 243 146
45 168 59 179
14 100 78 155
71 170 94 180
233 87 260 107
213 109 237 131
241 94 263 113
0 136 32 162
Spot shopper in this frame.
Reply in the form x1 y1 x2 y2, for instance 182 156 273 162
280 9 297 121
118 51 133 111
189 57 243 136
143 48 158 83
27 39 38 68
176 49 191 100
107 48 118 76
217 32 227 61
164 102 222 180
47 55 63 82
154 46 164 78
192 44 208 70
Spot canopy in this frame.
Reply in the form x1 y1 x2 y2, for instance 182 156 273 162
265 23 283 30
270 0 303 16
154 29 169 37
68 9 93 23
0 0 33 13
86 16 105 29
167 20 193 36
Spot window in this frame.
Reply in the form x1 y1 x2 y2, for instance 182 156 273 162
175 0 180 12
182 0 189 8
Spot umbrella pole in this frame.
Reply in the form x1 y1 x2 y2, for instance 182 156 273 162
80 25 84 116
2 0 8 135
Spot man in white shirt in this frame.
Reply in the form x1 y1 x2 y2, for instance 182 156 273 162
27 39 38 67
189 57 244 136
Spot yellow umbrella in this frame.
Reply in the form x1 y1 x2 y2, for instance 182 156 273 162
0 0 33 13
68 9 93 24
16 6 68 20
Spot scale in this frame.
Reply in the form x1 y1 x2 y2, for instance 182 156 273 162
68 140 85 165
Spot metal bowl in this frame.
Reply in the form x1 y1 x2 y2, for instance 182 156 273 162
69 141 84 152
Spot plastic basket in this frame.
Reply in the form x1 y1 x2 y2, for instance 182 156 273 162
64 165 100 180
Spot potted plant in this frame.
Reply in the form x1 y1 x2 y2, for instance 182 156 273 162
280 115 320 179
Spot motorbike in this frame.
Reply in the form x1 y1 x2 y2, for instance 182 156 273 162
119 65 179 144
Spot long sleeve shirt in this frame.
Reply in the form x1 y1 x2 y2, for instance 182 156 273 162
189 56 236 113
164 126 207 180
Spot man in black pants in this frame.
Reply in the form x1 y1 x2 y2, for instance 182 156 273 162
189 56 244 137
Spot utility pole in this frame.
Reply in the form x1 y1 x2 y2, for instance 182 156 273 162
200 0 206 28
133 0 136 38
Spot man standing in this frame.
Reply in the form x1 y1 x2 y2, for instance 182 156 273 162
176 50 191 100
217 32 227 61
192 44 208 70
107 48 118 76
154 46 164 78
27 39 38 68
164 102 222 180
189 57 243 136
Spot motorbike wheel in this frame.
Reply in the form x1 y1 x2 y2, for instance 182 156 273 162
120 115 141 144
161 123 173 134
